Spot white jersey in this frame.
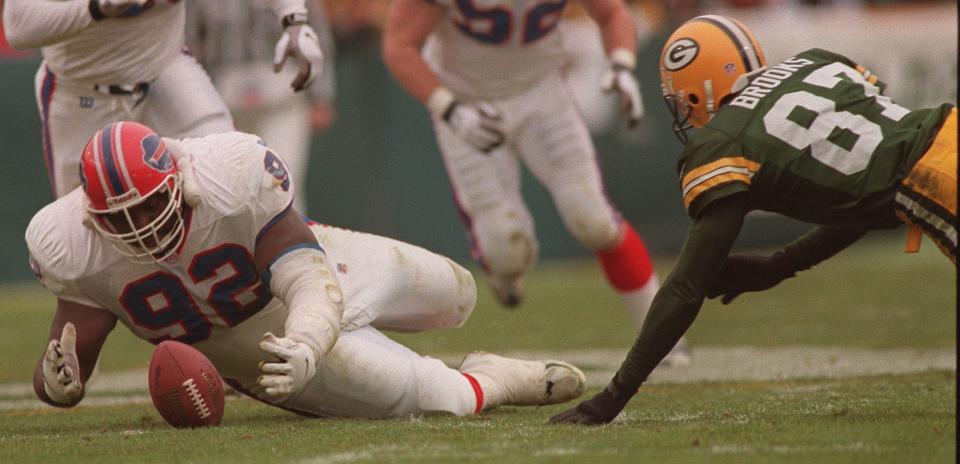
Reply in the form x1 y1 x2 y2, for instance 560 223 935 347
26 131 297 388
423 0 569 99
4 0 184 84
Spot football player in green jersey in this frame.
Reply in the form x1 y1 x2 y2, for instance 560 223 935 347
550 14 956 425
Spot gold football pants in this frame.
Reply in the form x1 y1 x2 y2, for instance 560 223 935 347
896 108 957 264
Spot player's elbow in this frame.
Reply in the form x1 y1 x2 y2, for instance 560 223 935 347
2 13 29 50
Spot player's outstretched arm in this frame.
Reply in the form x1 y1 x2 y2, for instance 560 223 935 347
253 209 344 400
33 299 117 408
3 0 91 49
551 195 747 425
580 0 643 127
708 227 868 305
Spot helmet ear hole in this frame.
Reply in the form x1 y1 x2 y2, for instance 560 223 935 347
688 94 700 105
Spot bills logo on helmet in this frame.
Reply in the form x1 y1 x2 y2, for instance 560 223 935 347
664 38 699 71
141 134 173 173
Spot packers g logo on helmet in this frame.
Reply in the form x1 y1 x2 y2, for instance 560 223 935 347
659 15 766 144
663 38 699 72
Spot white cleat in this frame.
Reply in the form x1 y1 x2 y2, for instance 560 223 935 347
661 337 692 367
459 352 586 410
488 274 526 308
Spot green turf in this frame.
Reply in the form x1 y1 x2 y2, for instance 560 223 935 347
0 233 954 462
0 371 954 463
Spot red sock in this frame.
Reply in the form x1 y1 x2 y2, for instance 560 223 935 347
596 222 654 292
462 373 484 413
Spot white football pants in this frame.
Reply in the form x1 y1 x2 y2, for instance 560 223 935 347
433 70 621 278
34 52 234 197
203 224 480 418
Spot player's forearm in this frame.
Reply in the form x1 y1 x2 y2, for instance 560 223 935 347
3 0 93 50
383 44 442 105
591 2 636 56
268 246 345 359
615 195 746 393
778 226 867 272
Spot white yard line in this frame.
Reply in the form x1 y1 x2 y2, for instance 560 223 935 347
0 346 954 411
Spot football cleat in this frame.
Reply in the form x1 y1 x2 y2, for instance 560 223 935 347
459 352 586 410
488 274 526 308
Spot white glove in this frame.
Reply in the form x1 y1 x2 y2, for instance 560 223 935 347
274 22 324 92
428 87 505 153
162 138 202 207
91 0 151 19
42 322 83 405
601 49 644 128
257 332 318 400
445 101 506 153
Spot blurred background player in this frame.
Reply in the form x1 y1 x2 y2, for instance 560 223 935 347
28 121 587 418
551 14 956 425
3 0 324 198
185 0 337 214
382 0 689 365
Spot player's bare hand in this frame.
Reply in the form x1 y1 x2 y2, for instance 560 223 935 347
445 101 505 153
257 332 318 400
42 322 83 406
90 0 152 20
274 21 324 92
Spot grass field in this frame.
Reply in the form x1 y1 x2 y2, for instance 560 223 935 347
0 233 955 463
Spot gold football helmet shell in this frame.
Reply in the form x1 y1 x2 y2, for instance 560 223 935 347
660 15 766 143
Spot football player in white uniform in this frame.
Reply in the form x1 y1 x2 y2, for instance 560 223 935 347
27 122 586 418
382 0 689 364
3 0 325 198
184 0 337 214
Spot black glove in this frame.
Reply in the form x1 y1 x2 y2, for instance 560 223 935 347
549 381 632 425
707 251 796 304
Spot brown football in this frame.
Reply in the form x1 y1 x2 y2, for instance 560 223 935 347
148 340 225 428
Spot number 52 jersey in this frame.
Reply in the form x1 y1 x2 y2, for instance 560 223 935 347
25 131 296 378
423 0 569 99
679 48 954 230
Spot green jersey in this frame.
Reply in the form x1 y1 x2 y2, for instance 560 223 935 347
678 48 953 230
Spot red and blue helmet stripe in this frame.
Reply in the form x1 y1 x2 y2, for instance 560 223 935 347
80 122 175 211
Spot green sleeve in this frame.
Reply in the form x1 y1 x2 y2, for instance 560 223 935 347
610 194 747 395
778 226 868 272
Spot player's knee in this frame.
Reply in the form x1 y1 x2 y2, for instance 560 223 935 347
442 257 476 327
477 225 537 277
564 210 619 250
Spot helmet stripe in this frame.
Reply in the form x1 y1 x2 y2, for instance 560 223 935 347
697 15 761 72
113 122 138 192
100 123 126 195
91 129 113 199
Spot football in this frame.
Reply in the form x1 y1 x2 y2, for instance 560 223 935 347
148 340 225 428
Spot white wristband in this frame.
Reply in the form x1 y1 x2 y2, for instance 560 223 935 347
609 48 636 70
266 0 307 20
426 86 456 119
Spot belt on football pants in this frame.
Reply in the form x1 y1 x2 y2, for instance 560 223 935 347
93 82 151 106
